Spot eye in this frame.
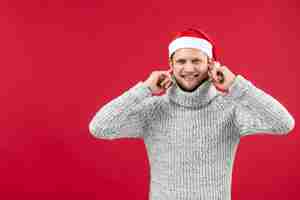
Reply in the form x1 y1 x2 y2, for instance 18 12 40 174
192 59 202 64
176 59 186 64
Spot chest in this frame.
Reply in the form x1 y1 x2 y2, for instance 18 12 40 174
146 106 236 149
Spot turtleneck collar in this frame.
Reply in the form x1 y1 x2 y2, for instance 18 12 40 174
166 74 219 108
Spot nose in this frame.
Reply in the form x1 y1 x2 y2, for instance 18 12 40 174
183 61 196 72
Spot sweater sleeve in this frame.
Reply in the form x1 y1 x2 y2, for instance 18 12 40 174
223 75 295 137
88 81 155 140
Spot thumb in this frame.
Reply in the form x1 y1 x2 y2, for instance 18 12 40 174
160 70 172 79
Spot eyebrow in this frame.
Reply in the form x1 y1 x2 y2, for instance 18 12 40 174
175 58 186 62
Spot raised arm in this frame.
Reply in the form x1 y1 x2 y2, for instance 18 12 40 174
224 75 295 137
88 81 156 140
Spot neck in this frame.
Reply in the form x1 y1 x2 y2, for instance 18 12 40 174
166 75 218 108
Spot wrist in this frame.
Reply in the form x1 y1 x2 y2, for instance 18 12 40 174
227 75 237 90
225 75 250 100
142 81 153 94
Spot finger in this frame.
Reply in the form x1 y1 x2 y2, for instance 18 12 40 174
216 70 225 83
210 63 219 81
220 65 228 72
208 63 213 72
207 70 211 76
162 70 171 77
207 71 213 82
208 60 214 71
164 80 173 89
208 60 219 72
208 57 213 64
167 69 173 79
159 76 171 87
214 61 221 69
166 82 173 89
217 65 228 82
208 70 214 81
161 80 169 89
163 82 170 89
166 69 175 82
157 74 167 86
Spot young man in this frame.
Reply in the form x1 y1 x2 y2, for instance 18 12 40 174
88 28 295 200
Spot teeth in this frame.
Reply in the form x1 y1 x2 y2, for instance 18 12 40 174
182 74 199 78
184 76 195 81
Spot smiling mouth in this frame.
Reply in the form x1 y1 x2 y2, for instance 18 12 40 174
181 74 199 81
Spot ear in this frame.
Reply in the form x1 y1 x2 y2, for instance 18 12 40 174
168 58 173 68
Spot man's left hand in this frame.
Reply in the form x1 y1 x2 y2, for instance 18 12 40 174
207 59 236 93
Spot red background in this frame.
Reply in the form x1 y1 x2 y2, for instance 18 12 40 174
0 0 299 199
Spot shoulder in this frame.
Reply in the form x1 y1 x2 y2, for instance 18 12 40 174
138 94 164 113
141 94 171 120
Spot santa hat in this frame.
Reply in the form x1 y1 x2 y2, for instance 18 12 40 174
168 27 217 60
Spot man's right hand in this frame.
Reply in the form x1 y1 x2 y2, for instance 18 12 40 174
143 69 173 94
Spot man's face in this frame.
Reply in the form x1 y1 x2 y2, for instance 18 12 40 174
169 48 209 92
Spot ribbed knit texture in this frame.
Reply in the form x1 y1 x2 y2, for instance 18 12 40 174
89 75 295 200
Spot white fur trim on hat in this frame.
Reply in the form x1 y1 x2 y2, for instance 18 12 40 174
168 36 213 58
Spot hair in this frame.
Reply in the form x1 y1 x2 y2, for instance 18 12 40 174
169 52 175 64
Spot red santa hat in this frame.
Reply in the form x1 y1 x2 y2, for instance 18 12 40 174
168 27 217 60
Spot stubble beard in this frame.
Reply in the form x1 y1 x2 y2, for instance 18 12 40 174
175 75 209 92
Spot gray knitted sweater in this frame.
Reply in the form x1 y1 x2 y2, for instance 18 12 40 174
89 74 295 200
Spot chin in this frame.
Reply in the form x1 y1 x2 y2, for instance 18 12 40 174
177 77 209 92
178 80 201 92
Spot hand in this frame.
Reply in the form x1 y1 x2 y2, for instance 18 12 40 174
143 69 173 94
207 59 236 93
